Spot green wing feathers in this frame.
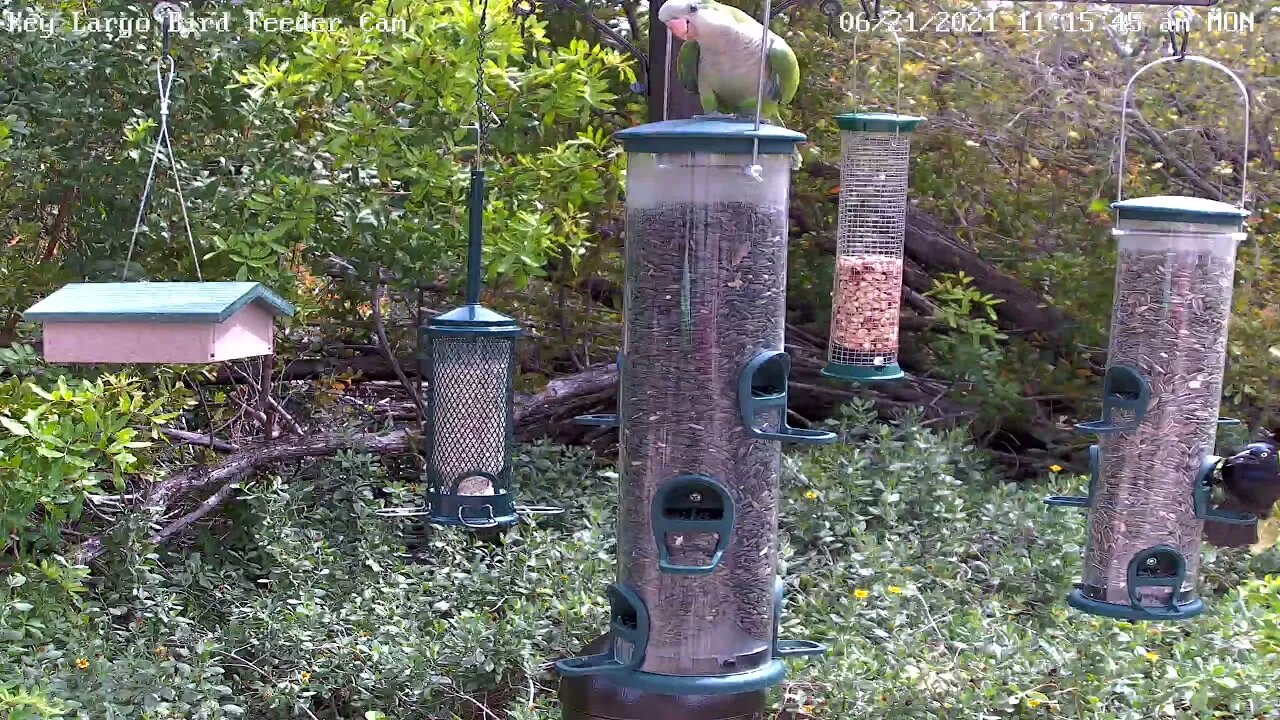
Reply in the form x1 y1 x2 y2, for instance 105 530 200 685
676 41 701 96
768 42 799 106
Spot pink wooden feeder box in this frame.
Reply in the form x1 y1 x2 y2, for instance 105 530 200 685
24 282 295 365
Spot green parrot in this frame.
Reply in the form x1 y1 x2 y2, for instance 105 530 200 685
657 0 800 129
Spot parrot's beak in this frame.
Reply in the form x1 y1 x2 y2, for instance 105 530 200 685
667 17 692 40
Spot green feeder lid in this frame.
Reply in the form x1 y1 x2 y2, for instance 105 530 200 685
616 117 805 155
23 281 295 324
426 304 521 336
835 112 926 133
1112 196 1249 226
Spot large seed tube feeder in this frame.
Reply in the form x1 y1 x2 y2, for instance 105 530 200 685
822 112 924 382
555 118 831 701
1054 56 1252 621
419 170 523 529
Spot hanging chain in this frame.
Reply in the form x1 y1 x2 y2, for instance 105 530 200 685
472 0 500 169
124 2 202 282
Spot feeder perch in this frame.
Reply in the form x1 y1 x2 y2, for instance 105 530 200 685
23 282 294 365
822 112 924 383
1056 55 1252 622
556 117 829 696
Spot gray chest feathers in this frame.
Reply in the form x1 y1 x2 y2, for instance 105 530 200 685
697 28 781 104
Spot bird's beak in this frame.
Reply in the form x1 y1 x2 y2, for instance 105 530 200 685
667 17 692 40
1226 454 1261 468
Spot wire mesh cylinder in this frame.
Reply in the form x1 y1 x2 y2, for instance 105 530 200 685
823 113 923 383
1074 197 1247 619
421 305 520 529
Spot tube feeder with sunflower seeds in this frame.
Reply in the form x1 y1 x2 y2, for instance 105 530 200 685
1050 55 1253 621
555 116 832 710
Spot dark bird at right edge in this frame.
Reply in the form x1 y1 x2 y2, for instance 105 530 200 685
1204 439 1280 548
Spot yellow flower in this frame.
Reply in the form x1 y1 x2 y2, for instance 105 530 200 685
854 589 870 600
154 646 167 656
799 703 815 715
887 585 903 594
300 671 312 683
804 490 818 500
1049 464 1063 473
74 658 89 670
1144 651 1158 662
1027 698 1042 708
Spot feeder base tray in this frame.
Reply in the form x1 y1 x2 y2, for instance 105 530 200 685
1067 588 1204 622
821 361 904 383
560 637 767 720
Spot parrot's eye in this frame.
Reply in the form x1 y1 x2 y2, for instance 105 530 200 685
689 4 698 12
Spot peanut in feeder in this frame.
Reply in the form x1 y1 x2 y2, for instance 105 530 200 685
1050 55 1253 621
822 112 923 382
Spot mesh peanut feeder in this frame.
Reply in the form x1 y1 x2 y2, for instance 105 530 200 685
1051 55 1252 621
822 112 924 382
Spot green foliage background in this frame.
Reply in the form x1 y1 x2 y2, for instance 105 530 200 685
3 0 1280 717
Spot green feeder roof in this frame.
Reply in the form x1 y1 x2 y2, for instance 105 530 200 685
1113 196 1249 226
835 112 926 133
24 282 295 324
426 304 521 336
616 117 805 155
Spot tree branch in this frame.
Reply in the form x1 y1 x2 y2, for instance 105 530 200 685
372 278 427 422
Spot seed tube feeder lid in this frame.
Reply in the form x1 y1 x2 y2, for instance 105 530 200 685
834 112 926 133
616 117 805 155
23 281 294 364
1112 196 1249 227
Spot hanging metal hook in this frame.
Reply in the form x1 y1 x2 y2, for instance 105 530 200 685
1166 6 1191 61
859 0 881 25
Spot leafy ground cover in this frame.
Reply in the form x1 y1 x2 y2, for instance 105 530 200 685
2 402 1278 719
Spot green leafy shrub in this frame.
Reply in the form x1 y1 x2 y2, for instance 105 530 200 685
2 413 1277 718
0 371 189 552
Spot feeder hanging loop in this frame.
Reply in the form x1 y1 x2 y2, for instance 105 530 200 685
1116 54 1250 211
1167 6 1191 61
746 0 775 183
123 2 201 282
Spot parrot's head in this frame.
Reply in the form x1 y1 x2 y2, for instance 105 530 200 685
658 0 727 42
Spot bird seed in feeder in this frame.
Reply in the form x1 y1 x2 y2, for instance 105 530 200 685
619 200 787 676
1083 243 1236 608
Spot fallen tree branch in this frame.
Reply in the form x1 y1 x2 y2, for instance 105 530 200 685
149 481 242 545
70 362 621 565
372 277 427 422
160 428 240 453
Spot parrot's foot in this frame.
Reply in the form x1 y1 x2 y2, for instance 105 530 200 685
695 111 739 120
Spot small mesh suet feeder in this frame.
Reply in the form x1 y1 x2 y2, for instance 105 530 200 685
417 170 524 529
1051 55 1252 621
822 112 924 382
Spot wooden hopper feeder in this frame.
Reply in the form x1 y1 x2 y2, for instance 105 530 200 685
24 282 295 365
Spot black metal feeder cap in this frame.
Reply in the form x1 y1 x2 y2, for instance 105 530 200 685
425 304 522 338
